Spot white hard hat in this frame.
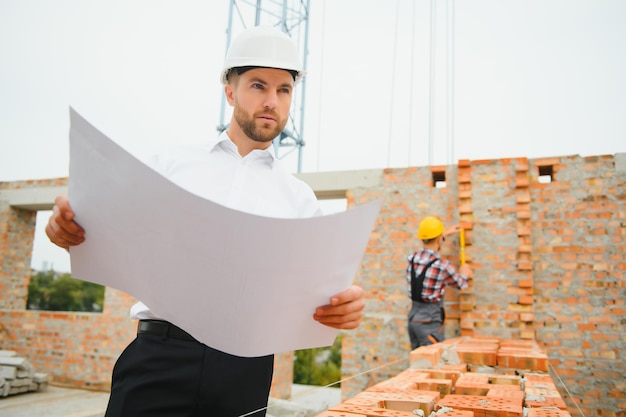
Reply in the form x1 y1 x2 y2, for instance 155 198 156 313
220 25 306 85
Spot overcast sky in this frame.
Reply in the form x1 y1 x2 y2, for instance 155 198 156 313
1 0 625 272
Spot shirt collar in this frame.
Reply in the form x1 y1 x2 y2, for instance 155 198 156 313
419 248 440 259
212 131 278 167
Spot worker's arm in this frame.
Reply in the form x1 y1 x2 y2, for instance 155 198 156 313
443 261 472 290
458 263 472 278
45 195 85 250
313 285 365 330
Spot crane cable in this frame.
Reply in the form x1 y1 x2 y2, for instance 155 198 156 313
447 0 455 165
407 0 417 167
549 363 587 417
315 0 327 171
386 0 401 168
428 0 437 166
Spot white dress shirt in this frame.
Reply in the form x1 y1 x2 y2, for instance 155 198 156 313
130 131 322 320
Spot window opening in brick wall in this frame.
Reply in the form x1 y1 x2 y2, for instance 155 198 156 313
27 269 105 312
318 198 347 214
538 165 554 184
432 171 447 188
28 210 105 313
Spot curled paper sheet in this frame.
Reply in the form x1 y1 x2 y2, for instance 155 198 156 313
68 108 381 357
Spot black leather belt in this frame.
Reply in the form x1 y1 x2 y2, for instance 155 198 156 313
137 320 196 341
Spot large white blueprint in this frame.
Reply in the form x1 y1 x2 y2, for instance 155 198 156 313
67 108 381 357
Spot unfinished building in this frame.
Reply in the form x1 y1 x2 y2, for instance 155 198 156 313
1 152 624 416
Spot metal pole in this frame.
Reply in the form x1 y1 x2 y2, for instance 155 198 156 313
255 0 262 25
218 0 236 133
460 227 465 265
297 0 311 173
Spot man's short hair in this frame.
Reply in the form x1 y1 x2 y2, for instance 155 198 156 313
227 66 298 83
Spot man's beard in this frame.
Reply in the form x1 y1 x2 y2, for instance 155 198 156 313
233 106 286 143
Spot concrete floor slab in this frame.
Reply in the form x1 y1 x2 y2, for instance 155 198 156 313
0 384 340 417
0 385 109 417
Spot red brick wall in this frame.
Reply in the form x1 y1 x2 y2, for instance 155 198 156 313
0 181 37 311
460 157 535 340
0 178 293 398
0 288 136 390
342 165 465 397
1 153 625 416
343 154 625 416
530 155 626 415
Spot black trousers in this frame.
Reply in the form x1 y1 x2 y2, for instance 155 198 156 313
105 322 274 417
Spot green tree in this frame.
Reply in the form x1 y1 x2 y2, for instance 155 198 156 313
293 335 342 387
27 269 104 312
26 270 54 310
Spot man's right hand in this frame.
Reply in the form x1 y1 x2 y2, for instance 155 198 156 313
45 195 85 250
459 263 472 278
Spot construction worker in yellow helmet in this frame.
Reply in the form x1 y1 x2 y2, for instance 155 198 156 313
407 216 472 350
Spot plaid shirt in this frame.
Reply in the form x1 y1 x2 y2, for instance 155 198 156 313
406 249 468 302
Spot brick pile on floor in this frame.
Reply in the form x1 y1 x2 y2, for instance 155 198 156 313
314 336 572 417
0 350 48 398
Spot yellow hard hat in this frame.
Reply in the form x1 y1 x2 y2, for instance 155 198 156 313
418 216 445 240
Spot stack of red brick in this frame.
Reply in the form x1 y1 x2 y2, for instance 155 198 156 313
315 336 571 417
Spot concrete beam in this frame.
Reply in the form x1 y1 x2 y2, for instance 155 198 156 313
0 186 68 211
296 169 384 200
2 169 385 210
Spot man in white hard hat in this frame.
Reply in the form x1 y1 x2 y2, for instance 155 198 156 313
407 217 471 350
46 26 365 416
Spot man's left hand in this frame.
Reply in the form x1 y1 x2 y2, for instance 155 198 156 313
313 285 365 330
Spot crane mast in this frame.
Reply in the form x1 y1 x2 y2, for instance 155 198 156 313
217 0 311 173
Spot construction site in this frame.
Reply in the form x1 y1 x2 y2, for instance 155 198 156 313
2 151 625 416
1 1 625 417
